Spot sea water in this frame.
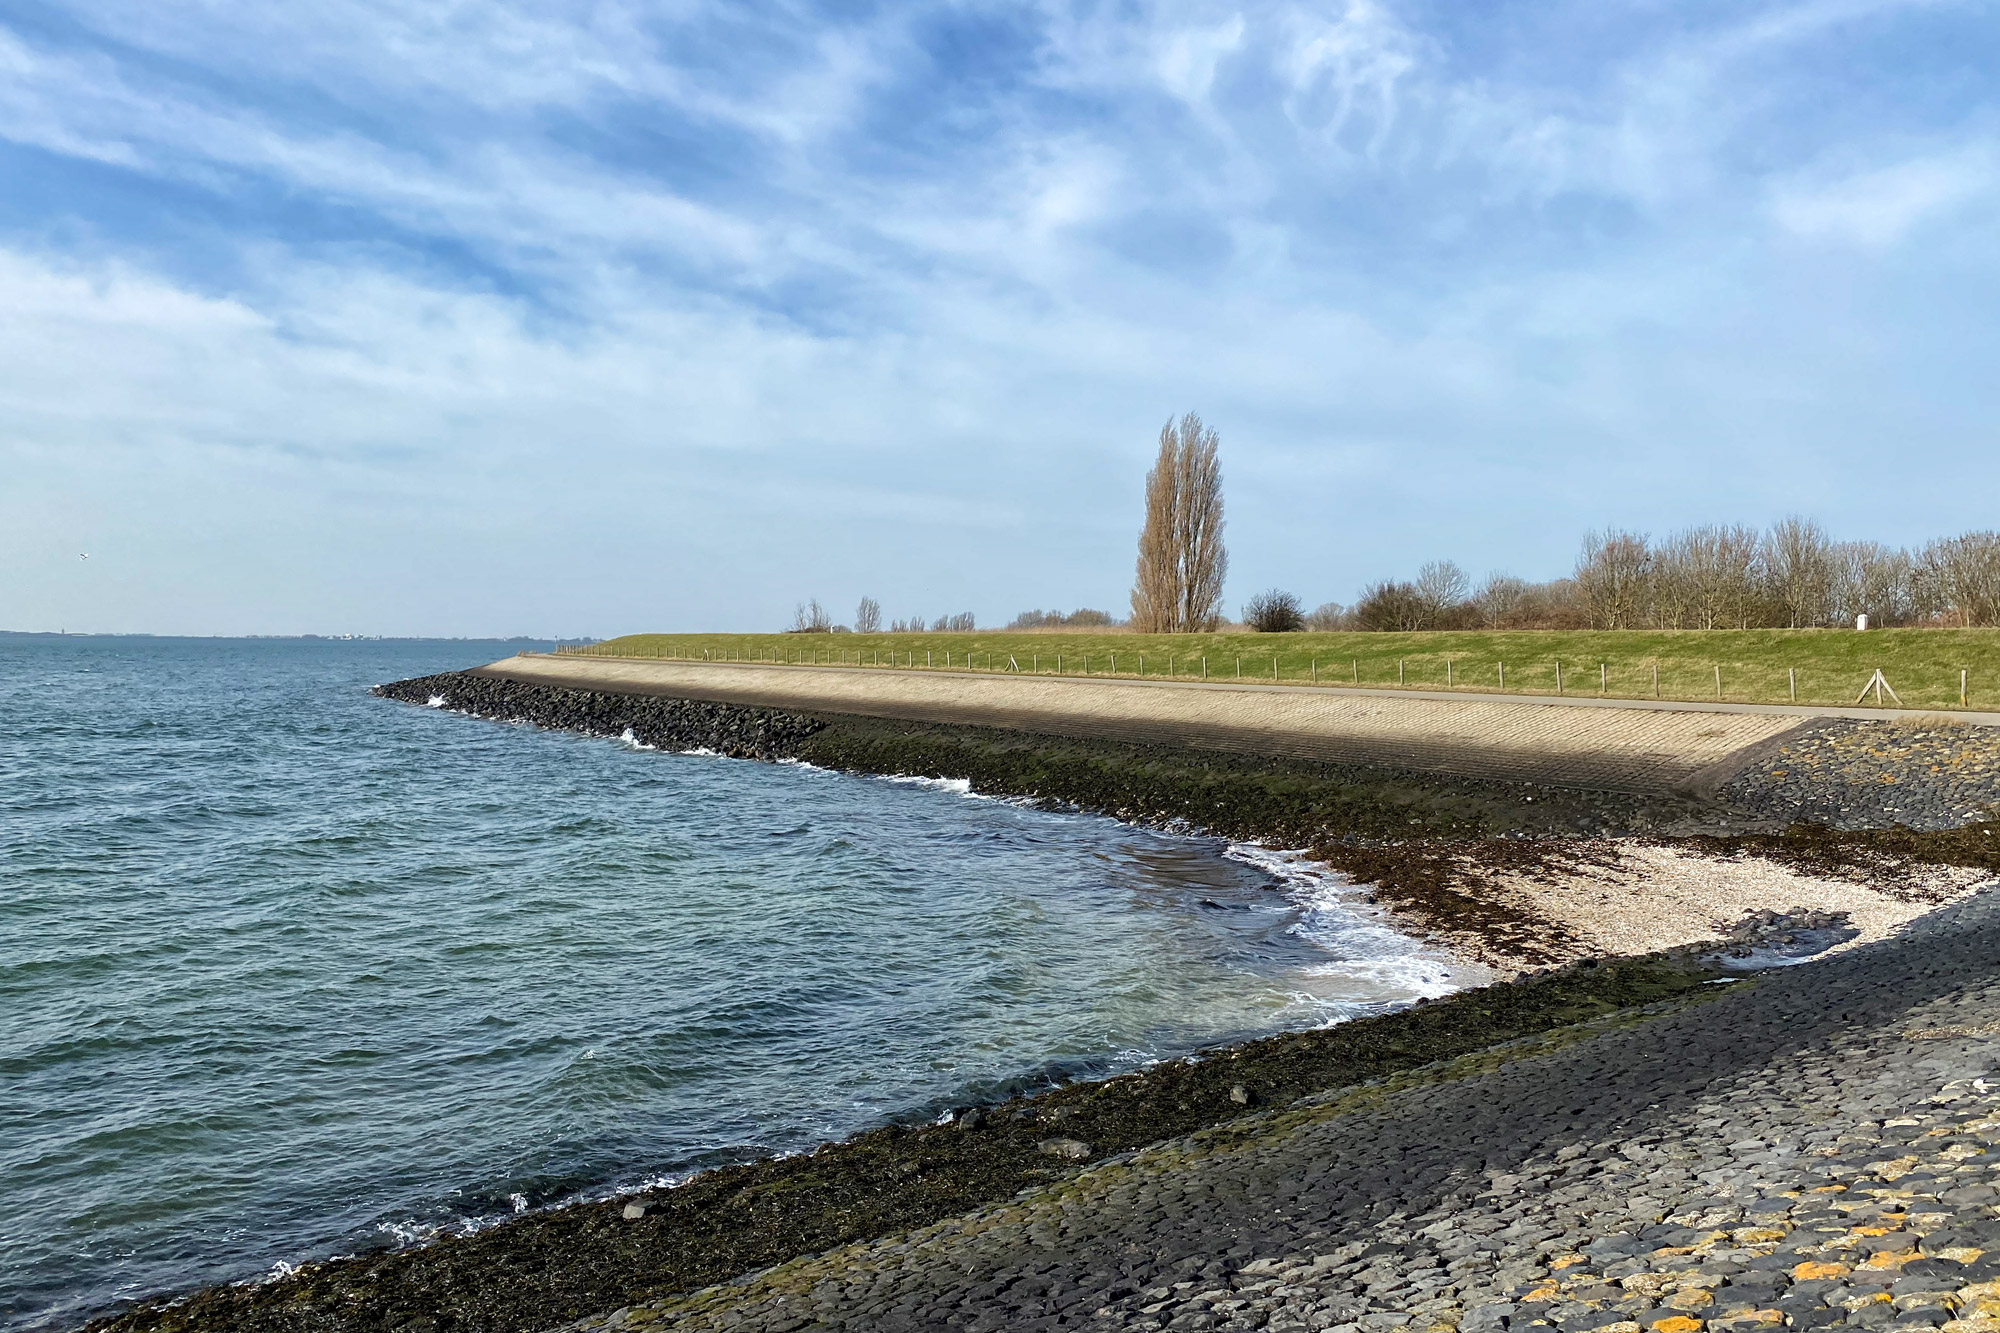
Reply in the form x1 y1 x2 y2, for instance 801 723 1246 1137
0 637 1464 1331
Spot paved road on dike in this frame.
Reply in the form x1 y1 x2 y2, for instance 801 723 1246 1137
477 656 1834 795
561 887 2000 1333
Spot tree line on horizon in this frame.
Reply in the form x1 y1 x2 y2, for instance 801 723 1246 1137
782 412 1999 636
1277 519 2000 633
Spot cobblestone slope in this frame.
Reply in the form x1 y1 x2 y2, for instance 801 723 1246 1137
1722 721 2000 830
568 888 2000 1333
475 657 1803 796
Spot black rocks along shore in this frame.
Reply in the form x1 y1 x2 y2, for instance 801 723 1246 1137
136 670 1991 1333
1721 721 2000 833
371 672 826 762
565 886 2000 1333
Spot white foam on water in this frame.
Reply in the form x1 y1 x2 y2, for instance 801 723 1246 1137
618 728 656 751
876 773 983 799
508 1193 528 1214
425 695 447 708
373 1217 440 1248
1223 843 1476 1004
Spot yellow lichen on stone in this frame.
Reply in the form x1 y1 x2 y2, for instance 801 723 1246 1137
1730 1227 1787 1244
1668 1289 1715 1310
1650 1317 1704 1333
1792 1261 1851 1280
1551 1254 1589 1269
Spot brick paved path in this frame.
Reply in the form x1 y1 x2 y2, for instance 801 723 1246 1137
477 658 1806 795
560 887 2000 1333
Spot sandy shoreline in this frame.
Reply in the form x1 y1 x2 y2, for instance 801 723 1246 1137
1392 838 1996 975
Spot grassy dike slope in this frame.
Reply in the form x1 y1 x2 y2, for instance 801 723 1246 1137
580 627 2000 712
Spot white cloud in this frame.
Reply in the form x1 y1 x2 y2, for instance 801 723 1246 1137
4 0 2000 634
1771 147 1994 246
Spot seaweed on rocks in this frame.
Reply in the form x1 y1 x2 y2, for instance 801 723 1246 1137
370 672 2000 968
371 672 825 762
1668 817 2000 892
172 671 1996 1333
88 954 1726 1333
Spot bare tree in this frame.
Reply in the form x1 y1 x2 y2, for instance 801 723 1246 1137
931 612 976 632
1473 574 1530 628
1574 530 1652 629
1130 413 1228 632
790 598 833 633
1305 601 1349 631
1918 531 2000 627
1243 589 1305 632
1654 525 1762 629
1413 560 1471 626
855 597 882 634
1830 542 1910 626
1353 580 1431 631
1763 517 1835 628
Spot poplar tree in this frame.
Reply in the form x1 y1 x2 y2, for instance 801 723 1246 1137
1130 413 1227 632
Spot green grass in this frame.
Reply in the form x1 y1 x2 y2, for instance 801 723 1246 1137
566 627 2000 712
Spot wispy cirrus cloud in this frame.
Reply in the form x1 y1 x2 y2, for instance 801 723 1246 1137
1 0 1997 635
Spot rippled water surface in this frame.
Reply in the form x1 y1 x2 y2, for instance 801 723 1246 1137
0 637 1463 1331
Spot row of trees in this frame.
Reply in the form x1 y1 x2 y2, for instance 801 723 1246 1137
791 598 976 634
1304 522 2000 632
1009 608 1115 629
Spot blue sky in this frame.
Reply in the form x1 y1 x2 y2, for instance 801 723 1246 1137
3 0 1996 636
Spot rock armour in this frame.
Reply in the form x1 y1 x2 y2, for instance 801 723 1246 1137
560 889 2000 1333
1721 721 2000 831
370 672 825 762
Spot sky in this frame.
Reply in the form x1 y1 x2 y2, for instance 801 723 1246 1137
3 0 1997 636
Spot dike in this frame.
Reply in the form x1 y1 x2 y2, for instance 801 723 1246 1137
78 670 1997 1333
